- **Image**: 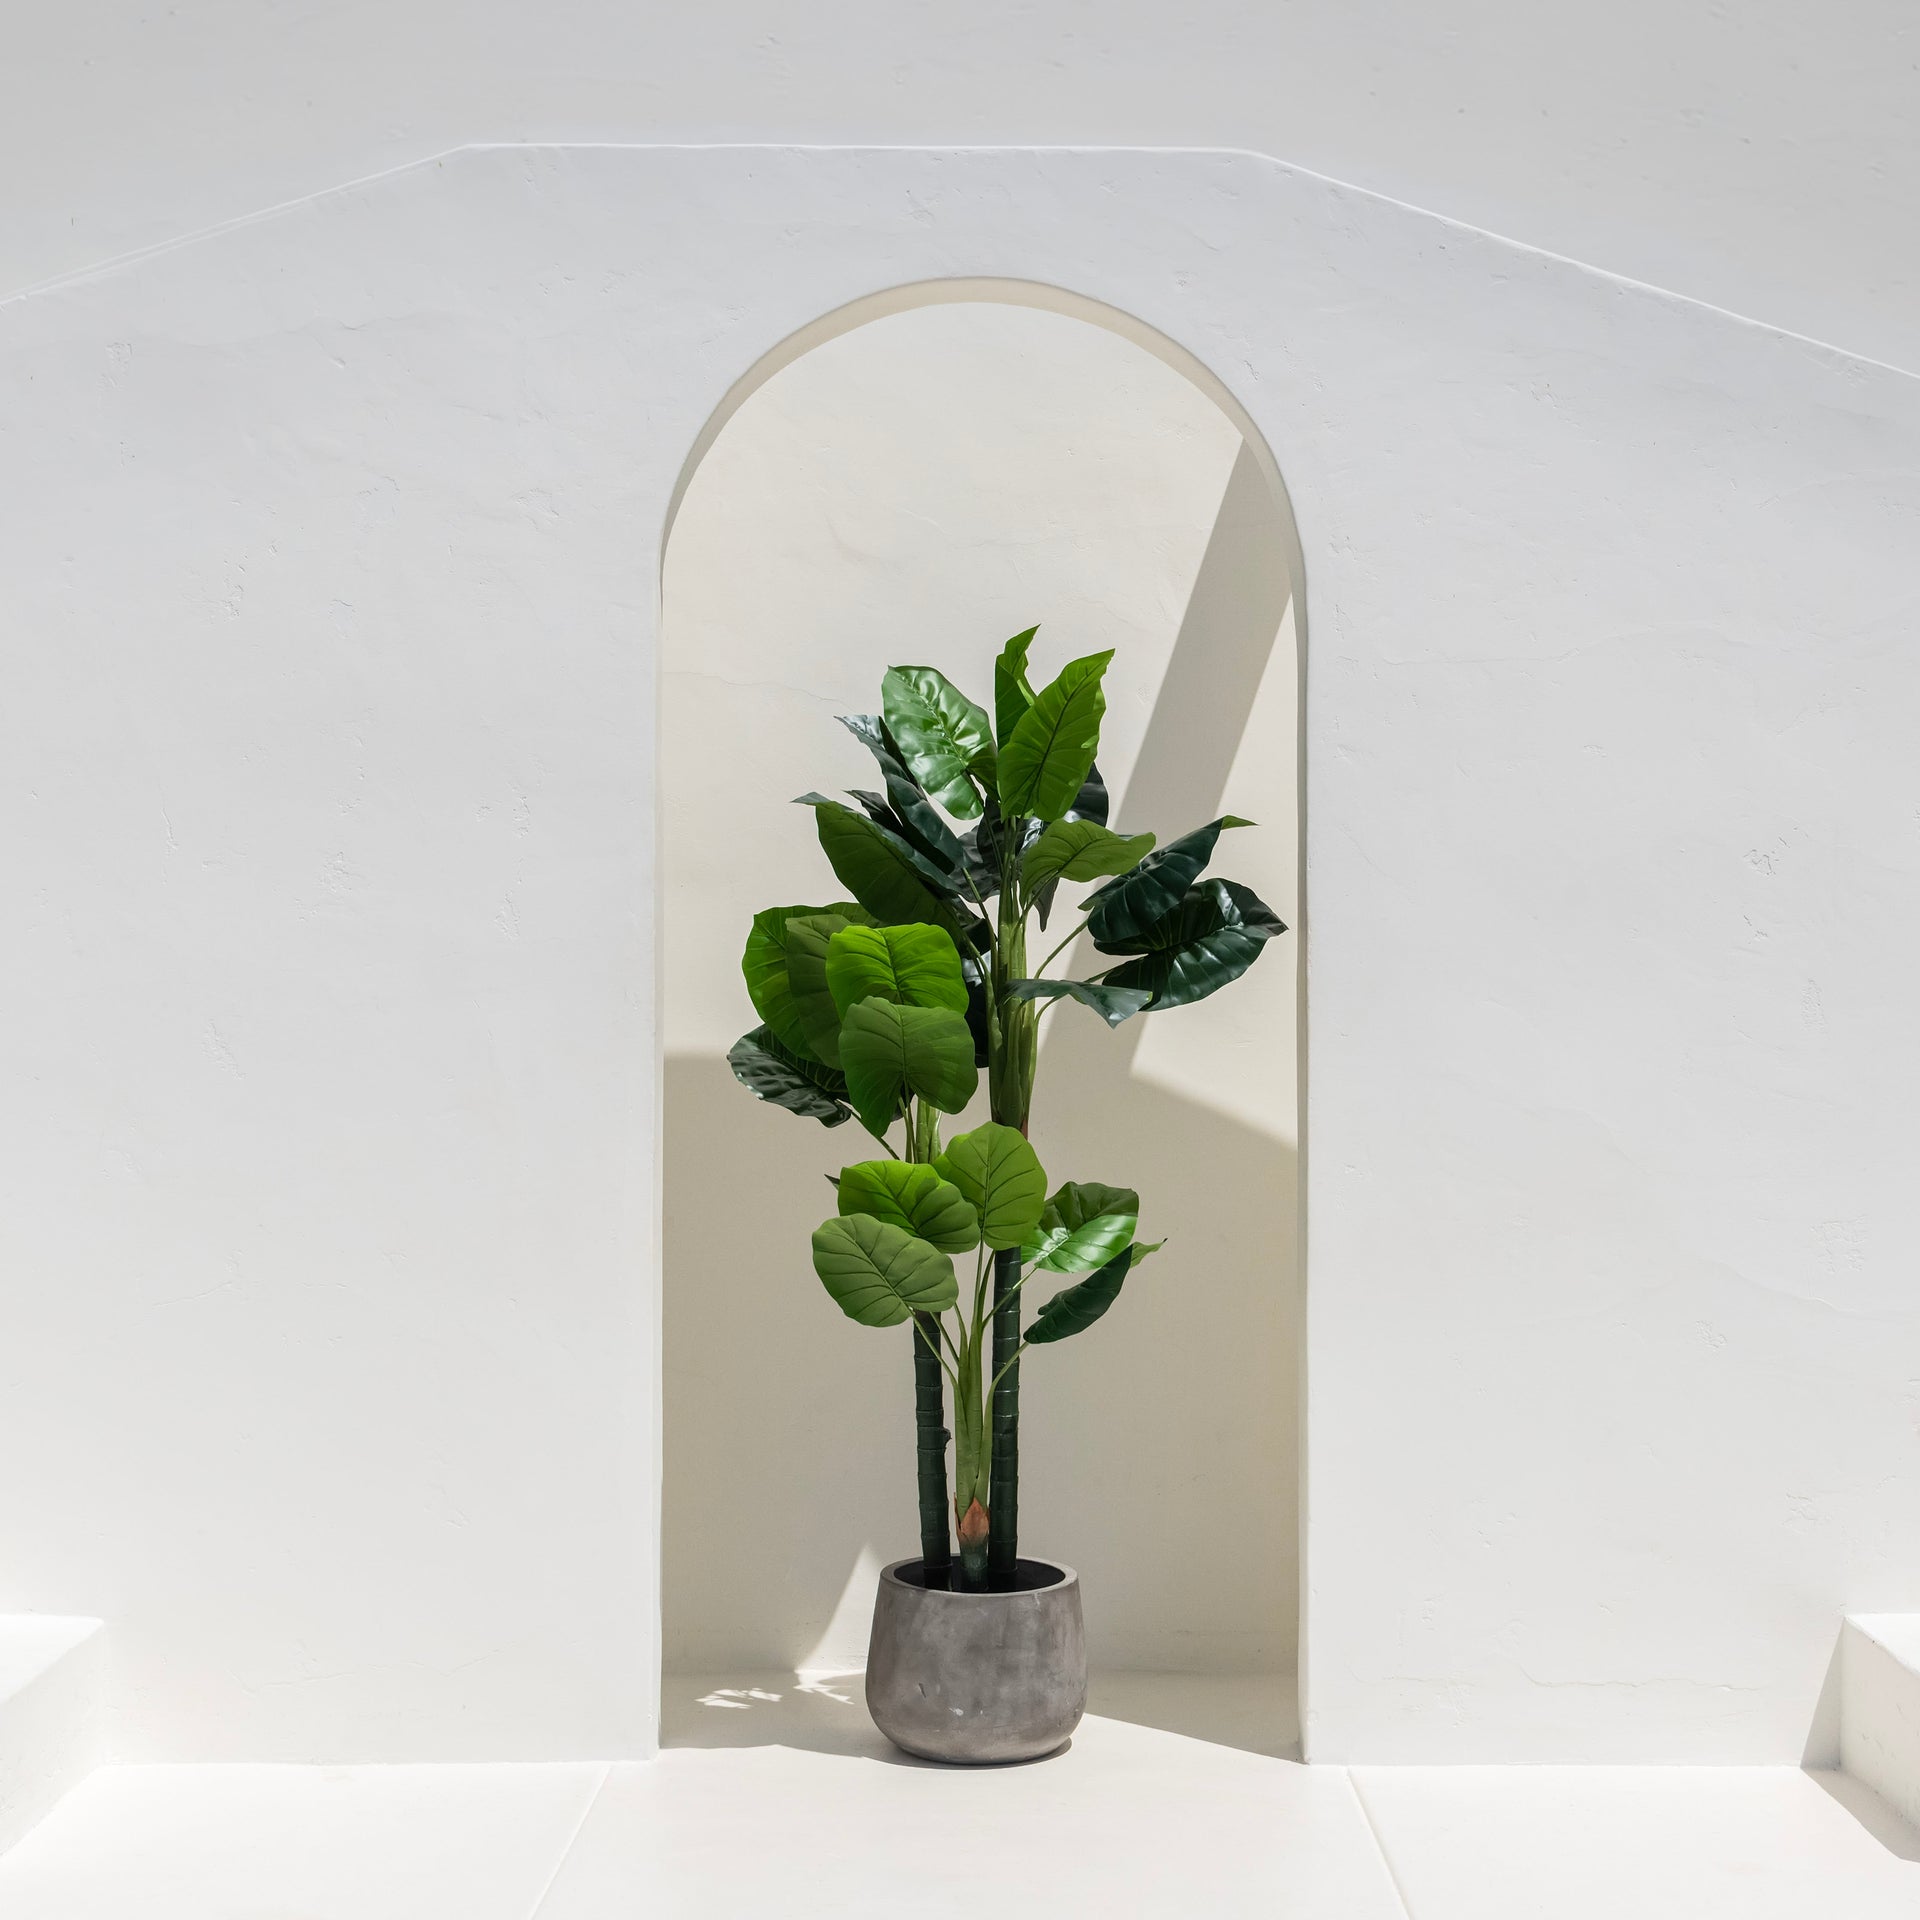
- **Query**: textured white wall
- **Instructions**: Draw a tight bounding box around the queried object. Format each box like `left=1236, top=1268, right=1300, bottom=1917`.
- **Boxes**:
left=661, top=302, right=1298, bottom=1676
left=1, top=144, right=1916, bottom=1766
left=4, top=4, right=1917, bottom=370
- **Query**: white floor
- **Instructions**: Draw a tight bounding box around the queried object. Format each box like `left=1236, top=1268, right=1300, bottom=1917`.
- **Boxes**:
left=0, top=1674, right=1914, bottom=1917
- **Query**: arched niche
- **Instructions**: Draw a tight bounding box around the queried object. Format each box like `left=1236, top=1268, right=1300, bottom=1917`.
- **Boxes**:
left=656, top=279, right=1309, bottom=1749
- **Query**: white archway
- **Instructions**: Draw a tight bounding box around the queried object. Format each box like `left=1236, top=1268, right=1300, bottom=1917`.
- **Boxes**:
left=656, top=281, right=1310, bottom=1746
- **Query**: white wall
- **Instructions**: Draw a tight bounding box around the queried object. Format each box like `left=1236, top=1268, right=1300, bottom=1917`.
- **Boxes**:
left=661, top=302, right=1298, bottom=1676
left=1, top=143, right=1917, bottom=1765
left=4, top=4, right=1918, bottom=371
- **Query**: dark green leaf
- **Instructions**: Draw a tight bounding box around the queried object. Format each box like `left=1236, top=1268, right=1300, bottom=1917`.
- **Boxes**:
left=1021, top=819, right=1156, bottom=896
left=811, top=1214, right=959, bottom=1327
left=882, top=667, right=995, bottom=818
left=1086, top=816, right=1254, bottom=951
left=837, top=999, right=979, bottom=1133
left=726, top=1025, right=853, bottom=1127
left=1032, top=764, right=1110, bottom=928
left=1025, top=1243, right=1147, bottom=1344
left=1067, top=764, right=1109, bottom=827
left=933, top=1123, right=1048, bottom=1251
left=1043, top=1180, right=1141, bottom=1233
left=838, top=715, right=968, bottom=875
left=994, top=626, right=1038, bottom=748
left=997, top=650, right=1113, bottom=822
left=1099, top=878, right=1286, bottom=1010
left=782, top=910, right=865, bottom=1066
left=824, top=922, right=969, bottom=1019
left=837, top=1159, right=980, bottom=1253
left=800, top=798, right=977, bottom=940
left=1004, top=977, right=1153, bottom=1028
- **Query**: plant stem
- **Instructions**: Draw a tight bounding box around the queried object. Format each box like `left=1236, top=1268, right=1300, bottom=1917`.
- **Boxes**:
left=987, top=863, right=1037, bottom=1588
left=912, top=1313, right=951, bottom=1584
left=904, top=1099, right=951, bottom=1581
left=988, top=1244, right=1022, bottom=1586
left=1034, top=915, right=1092, bottom=979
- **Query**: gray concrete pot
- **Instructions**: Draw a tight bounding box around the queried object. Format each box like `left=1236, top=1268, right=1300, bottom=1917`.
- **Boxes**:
left=866, top=1557, right=1085, bottom=1763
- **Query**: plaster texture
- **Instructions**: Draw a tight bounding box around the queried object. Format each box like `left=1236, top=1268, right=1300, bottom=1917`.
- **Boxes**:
left=2, top=144, right=1917, bottom=1762
left=4, top=5, right=1916, bottom=370
left=1841, top=1616, right=1920, bottom=1832
left=0, top=1619, right=104, bottom=1858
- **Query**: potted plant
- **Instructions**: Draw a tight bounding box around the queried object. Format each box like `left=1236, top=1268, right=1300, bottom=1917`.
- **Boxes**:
left=727, top=628, right=1286, bottom=1762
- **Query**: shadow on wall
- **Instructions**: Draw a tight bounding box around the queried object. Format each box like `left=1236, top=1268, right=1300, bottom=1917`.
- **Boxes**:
left=664, top=440, right=1299, bottom=1680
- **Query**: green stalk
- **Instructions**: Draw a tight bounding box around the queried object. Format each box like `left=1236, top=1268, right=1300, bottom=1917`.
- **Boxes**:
left=951, top=1320, right=990, bottom=1589
left=905, top=1099, right=951, bottom=1583
left=987, top=849, right=1038, bottom=1587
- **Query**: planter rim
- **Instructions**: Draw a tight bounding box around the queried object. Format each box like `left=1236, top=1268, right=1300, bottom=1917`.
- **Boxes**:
left=879, top=1556, right=1077, bottom=1599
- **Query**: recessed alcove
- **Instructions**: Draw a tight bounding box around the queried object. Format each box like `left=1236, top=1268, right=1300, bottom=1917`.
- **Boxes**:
left=658, top=283, right=1305, bottom=1744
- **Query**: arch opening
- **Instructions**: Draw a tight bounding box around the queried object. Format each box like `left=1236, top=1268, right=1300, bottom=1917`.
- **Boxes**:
left=657, top=282, right=1306, bottom=1753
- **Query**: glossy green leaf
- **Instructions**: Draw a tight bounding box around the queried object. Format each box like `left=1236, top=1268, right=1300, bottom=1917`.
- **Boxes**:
left=1004, top=976, right=1153, bottom=1028
left=743, top=903, right=865, bottom=1060
left=824, top=922, right=969, bottom=1019
left=1023, top=1210, right=1136, bottom=1273
left=838, top=715, right=967, bottom=875
left=933, top=1123, right=1048, bottom=1251
left=882, top=667, right=995, bottom=818
left=1020, top=819, right=1156, bottom=897
left=781, top=910, right=865, bottom=1067
left=800, top=798, right=977, bottom=938
left=1024, top=1240, right=1162, bottom=1344
left=726, top=1025, right=853, bottom=1127
left=1030, top=763, right=1111, bottom=928
left=837, top=1159, right=980, bottom=1253
left=1042, top=1180, right=1141, bottom=1233
left=1099, top=879, right=1286, bottom=1011
left=1086, top=816, right=1254, bottom=951
left=837, top=999, right=979, bottom=1133
left=994, top=626, right=1038, bottom=748
left=998, top=650, right=1112, bottom=822
left=811, top=1214, right=959, bottom=1327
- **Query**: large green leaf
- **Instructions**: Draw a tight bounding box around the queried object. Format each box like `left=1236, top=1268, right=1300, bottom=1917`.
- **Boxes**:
left=882, top=667, right=994, bottom=819
left=801, top=798, right=976, bottom=938
left=933, top=1123, right=1048, bottom=1251
left=837, top=1159, right=980, bottom=1253
left=1043, top=1180, right=1141, bottom=1232
left=837, top=999, right=979, bottom=1133
left=838, top=715, right=968, bottom=875
left=1086, top=816, right=1254, bottom=950
left=811, top=1214, right=959, bottom=1327
left=1020, top=819, right=1156, bottom=897
left=1023, top=1210, right=1137, bottom=1274
left=1025, top=1241, right=1160, bottom=1344
left=824, top=922, right=969, bottom=1019
left=1005, top=976, right=1153, bottom=1028
left=742, top=903, right=866, bottom=1060
left=726, top=1025, right=853, bottom=1127
left=781, top=910, right=864, bottom=1066
left=997, top=650, right=1112, bottom=822
left=994, top=626, right=1038, bottom=748
left=1099, top=878, right=1286, bottom=1010
left=1030, top=763, right=1111, bottom=928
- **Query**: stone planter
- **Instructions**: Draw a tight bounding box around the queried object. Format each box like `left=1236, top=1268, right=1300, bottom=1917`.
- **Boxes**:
left=865, top=1557, right=1086, bottom=1763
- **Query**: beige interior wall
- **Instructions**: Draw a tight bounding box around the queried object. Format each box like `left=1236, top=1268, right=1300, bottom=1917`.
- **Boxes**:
left=661, top=300, right=1299, bottom=1675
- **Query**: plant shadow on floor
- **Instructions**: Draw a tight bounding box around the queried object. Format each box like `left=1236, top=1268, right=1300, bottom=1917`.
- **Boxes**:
left=660, top=1671, right=935, bottom=1764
